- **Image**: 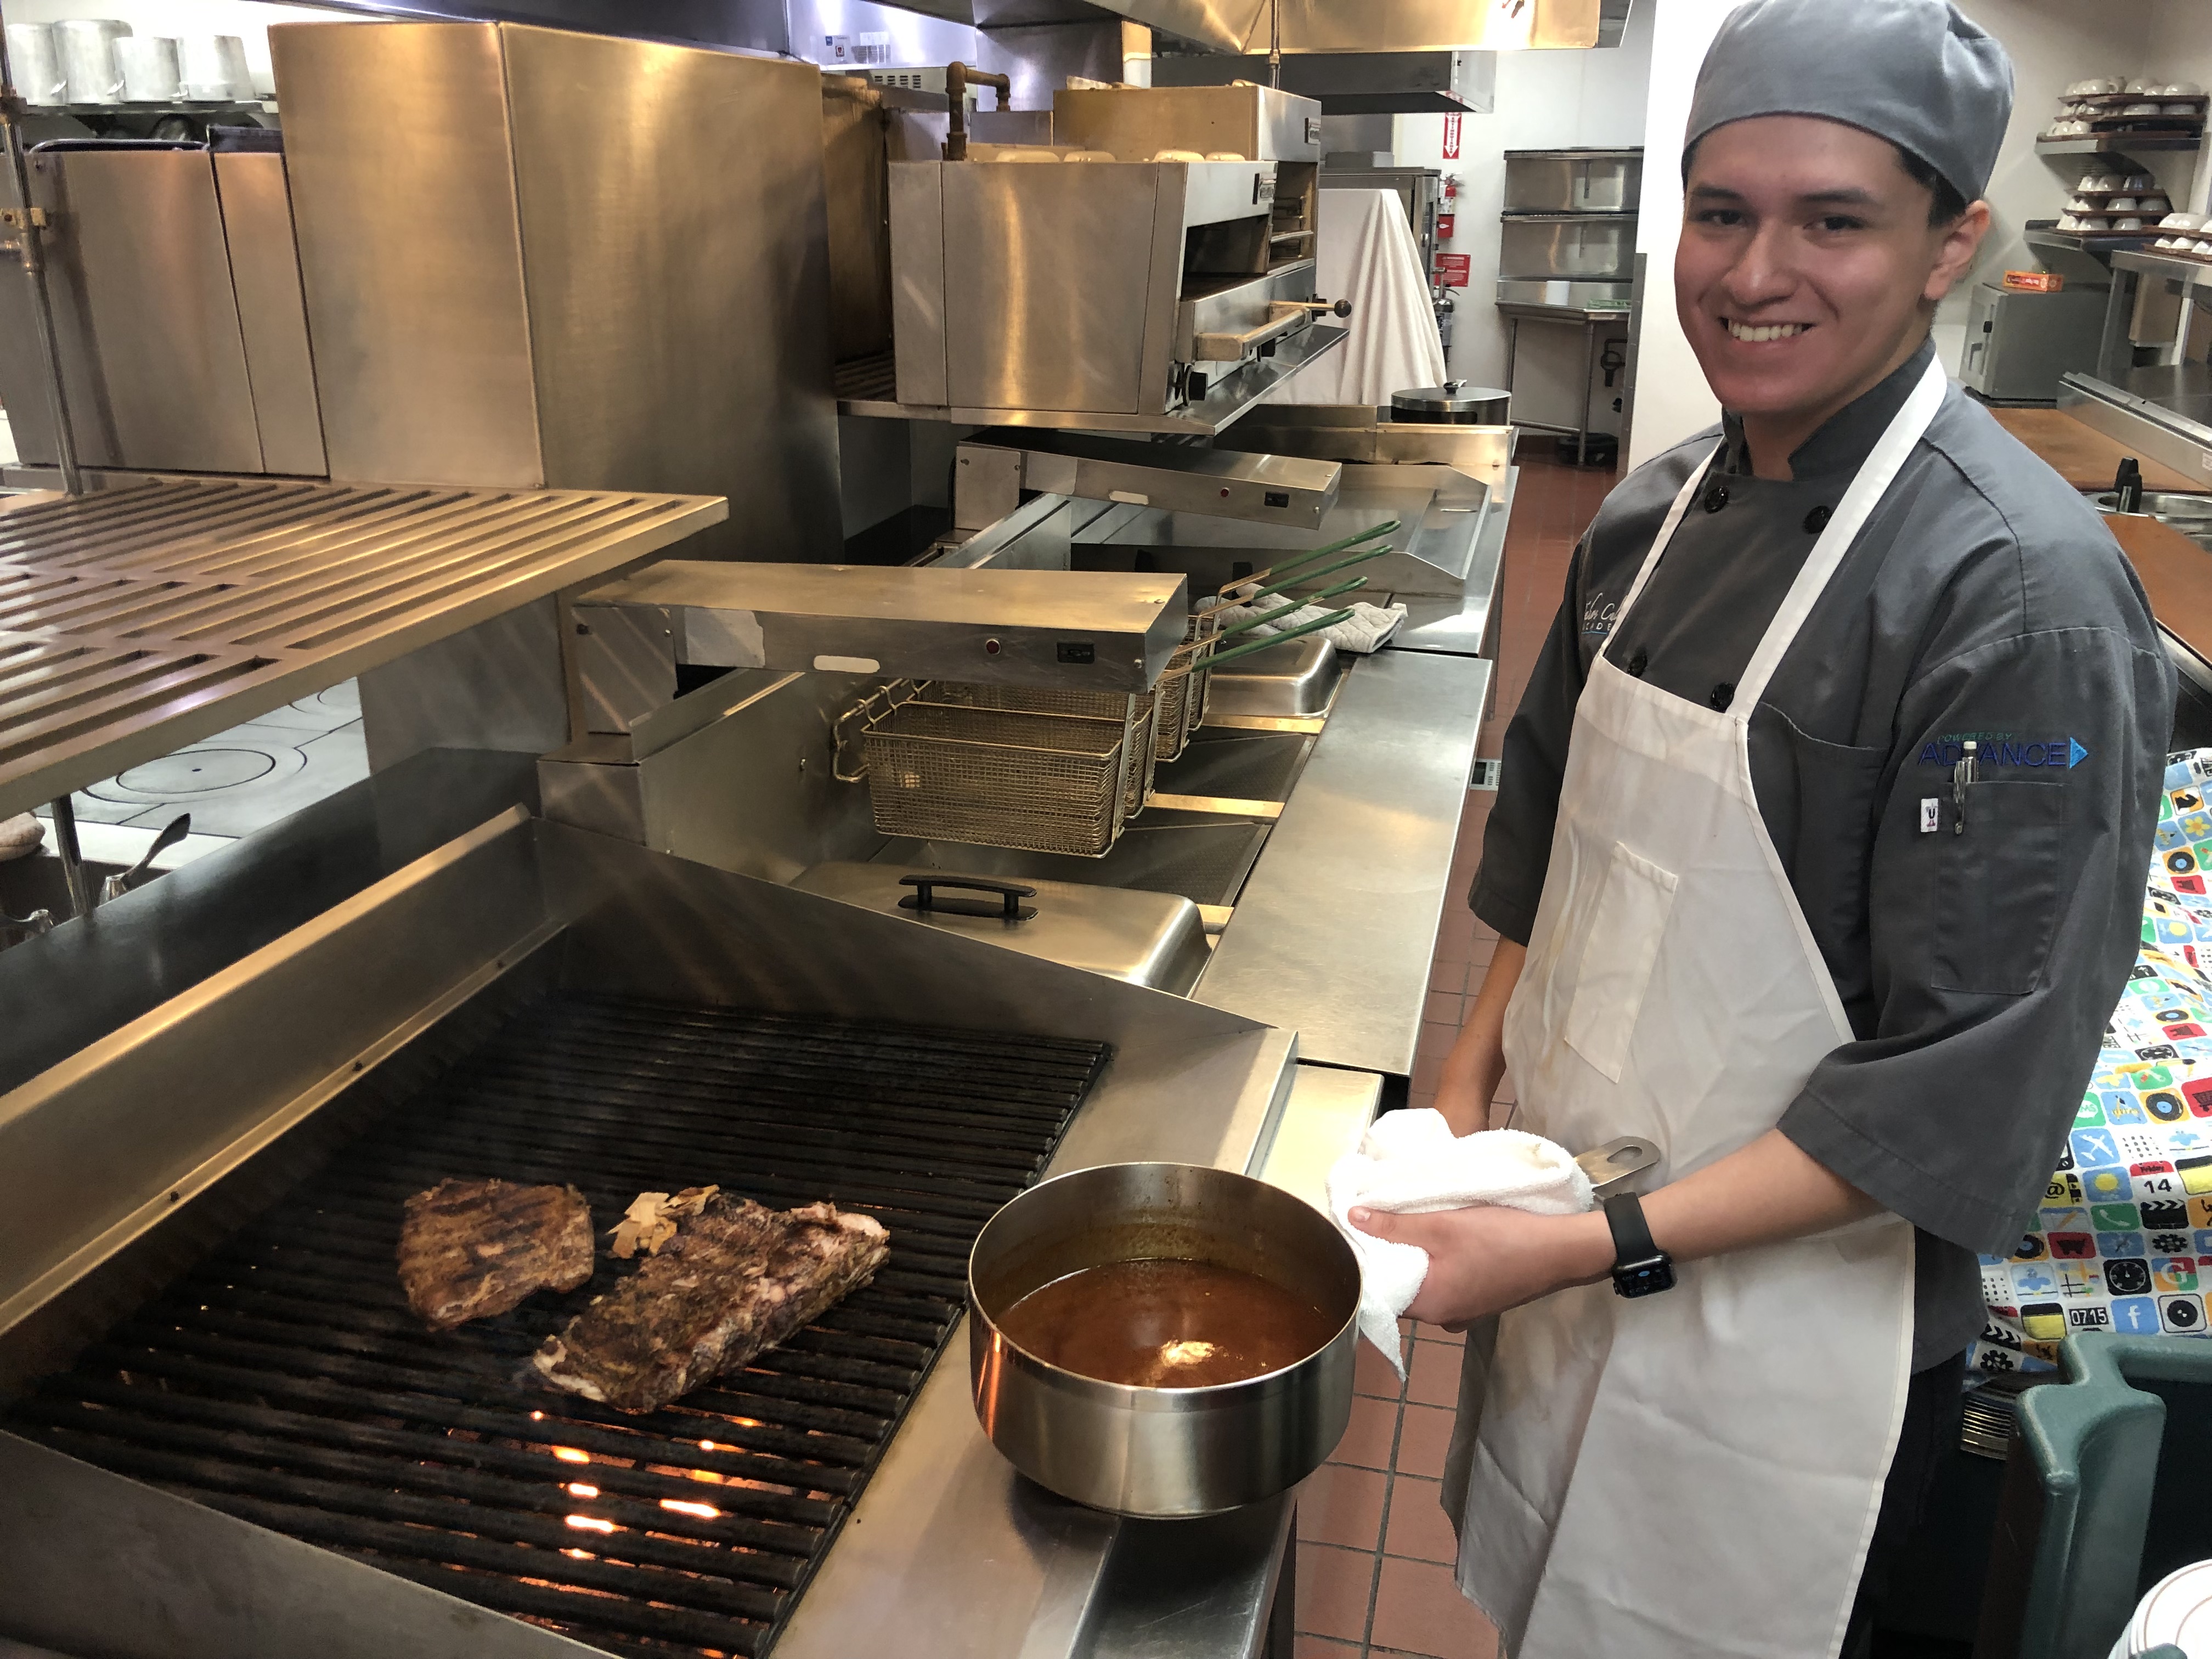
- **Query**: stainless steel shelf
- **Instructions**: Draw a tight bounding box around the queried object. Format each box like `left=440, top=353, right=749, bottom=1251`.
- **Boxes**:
left=30, top=100, right=275, bottom=116
left=0, top=478, right=725, bottom=821
left=833, top=325, right=1350, bottom=437
left=2037, top=133, right=2203, bottom=154
left=2113, top=249, right=2212, bottom=291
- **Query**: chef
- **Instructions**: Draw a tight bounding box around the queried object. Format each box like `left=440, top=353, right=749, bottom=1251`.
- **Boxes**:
left=1350, top=2, right=2172, bottom=1655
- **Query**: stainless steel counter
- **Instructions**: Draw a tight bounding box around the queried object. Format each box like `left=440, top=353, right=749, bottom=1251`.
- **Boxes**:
left=1385, top=462, right=1514, bottom=659
left=1194, top=649, right=1491, bottom=1075
left=776, top=1062, right=1376, bottom=1659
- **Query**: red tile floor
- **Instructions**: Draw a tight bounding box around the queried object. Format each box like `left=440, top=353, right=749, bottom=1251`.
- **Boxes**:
left=1291, top=450, right=1617, bottom=1659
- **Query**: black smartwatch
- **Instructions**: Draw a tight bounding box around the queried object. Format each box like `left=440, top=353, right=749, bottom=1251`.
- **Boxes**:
left=1602, top=1192, right=1675, bottom=1298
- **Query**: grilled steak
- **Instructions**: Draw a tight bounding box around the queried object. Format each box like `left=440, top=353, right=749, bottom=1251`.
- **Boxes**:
left=532, top=1195, right=890, bottom=1414
left=398, top=1177, right=595, bottom=1331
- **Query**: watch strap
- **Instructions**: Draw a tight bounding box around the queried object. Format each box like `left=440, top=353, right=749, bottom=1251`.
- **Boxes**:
left=1602, top=1192, right=1658, bottom=1264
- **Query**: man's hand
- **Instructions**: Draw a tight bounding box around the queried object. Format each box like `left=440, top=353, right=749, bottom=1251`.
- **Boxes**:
left=1351, top=1204, right=1613, bottom=1327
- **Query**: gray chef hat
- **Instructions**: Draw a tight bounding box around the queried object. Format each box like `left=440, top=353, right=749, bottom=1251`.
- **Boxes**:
left=1685, top=0, right=2015, bottom=204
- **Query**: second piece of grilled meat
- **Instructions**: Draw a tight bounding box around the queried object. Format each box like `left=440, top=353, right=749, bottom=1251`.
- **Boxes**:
left=398, top=1177, right=595, bottom=1330
left=532, top=1195, right=890, bottom=1414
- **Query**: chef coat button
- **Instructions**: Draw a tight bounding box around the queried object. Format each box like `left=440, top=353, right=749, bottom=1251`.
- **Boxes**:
left=1702, top=480, right=1729, bottom=513
left=1803, top=505, right=1833, bottom=533
left=1627, top=647, right=1649, bottom=677
left=1709, top=681, right=1735, bottom=710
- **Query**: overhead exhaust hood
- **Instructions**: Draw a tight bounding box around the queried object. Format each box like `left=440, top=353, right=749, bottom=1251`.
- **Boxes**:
left=1101, top=0, right=1604, bottom=53
left=879, top=0, right=1627, bottom=112
left=887, top=0, right=1610, bottom=49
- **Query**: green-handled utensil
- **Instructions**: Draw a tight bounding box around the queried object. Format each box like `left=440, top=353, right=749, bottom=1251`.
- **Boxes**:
left=1202, top=606, right=1358, bottom=671
left=1210, top=575, right=1369, bottom=641
left=1210, top=517, right=1401, bottom=601
left=1198, top=543, right=1391, bottom=618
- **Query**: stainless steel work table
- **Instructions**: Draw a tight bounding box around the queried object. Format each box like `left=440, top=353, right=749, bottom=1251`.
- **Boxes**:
left=1385, top=463, right=1514, bottom=661
left=776, top=1063, right=1380, bottom=1659
left=1194, top=648, right=1492, bottom=1075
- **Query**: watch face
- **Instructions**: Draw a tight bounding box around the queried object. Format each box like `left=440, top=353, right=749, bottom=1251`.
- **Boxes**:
left=1613, top=1257, right=1675, bottom=1299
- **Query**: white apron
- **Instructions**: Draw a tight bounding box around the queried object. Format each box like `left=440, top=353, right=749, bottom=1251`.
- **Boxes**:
left=1456, top=357, right=1948, bottom=1659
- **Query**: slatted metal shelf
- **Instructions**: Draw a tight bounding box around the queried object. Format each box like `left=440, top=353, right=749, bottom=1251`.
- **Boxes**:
left=0, top=478, right=725, bottom=821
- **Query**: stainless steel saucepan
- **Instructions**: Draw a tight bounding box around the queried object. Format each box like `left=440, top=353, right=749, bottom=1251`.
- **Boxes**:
left=968, top=1161, right=1359, bottom=1518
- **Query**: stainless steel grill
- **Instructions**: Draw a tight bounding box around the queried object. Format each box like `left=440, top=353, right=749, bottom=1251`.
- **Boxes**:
left=861, top=701, right=1132, bottom=857
left=6, top=991, right=1108, bottom=1659
left=0, top=479, right=724, bottom=819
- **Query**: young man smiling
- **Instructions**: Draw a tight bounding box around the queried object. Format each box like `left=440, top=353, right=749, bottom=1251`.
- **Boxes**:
left=1352, top=2, right=2172, bottom=1655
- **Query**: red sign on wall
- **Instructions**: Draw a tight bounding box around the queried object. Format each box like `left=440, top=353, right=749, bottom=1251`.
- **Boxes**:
left=1436, top=212, right=1456, bottom=241
left=1442, top=113, right=1462, bottom=160
left=1436, top=253, right=1471, bottom=287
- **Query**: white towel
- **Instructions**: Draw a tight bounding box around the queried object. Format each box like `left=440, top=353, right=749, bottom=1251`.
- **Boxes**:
left=1325, top=1110, right=1594, bottom=1375
left=1270, top=187, right=1446, bottom=407
left=1216, top=598, right=1408, bottom=654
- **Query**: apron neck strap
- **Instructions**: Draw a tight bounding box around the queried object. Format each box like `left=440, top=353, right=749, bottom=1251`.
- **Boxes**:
left=1731, top=354, right=1948, bottom=713
left=1612, top=450, right=1716, bottom=634
left=1610, top=353, right=1950, bottom=713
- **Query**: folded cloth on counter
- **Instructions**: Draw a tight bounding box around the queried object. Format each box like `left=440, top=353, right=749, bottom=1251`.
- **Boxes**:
left=0, top=813, right=43, bottom=862
left=1215, top=598, right=1408, bottom=654
left=1325, top=1110, right=1594, bottom=1374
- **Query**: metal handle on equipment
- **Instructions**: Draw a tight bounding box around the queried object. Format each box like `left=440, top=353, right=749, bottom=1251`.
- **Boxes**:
left=899, top=873, right=1039, bottom=922
left=1574, top=1136, right=1660, bottom=1197
left=1192, top=298, right=1352, bottom=362
left=99, top=811, right=189, bottom=904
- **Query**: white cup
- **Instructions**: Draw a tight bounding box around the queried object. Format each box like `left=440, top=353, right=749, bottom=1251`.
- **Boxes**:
left=178, top=33, right=251, bottom=101
left=116, top=36, right=179, bottom=103
left=5, top=24, right=65, bottom=105
left=56, top=19, right=131, bottom=105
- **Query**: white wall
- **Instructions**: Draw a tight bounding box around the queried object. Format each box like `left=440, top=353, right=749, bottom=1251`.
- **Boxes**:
left=2146, top=0, right=2212, bottom=218
left=1622, top=0, right=1739, bottom=471
left=5, top=1, right=356, bottom=97
left=1386, top=4, right=1655, bottom=443
left=1624, top=0, right=2188, bottom=471
left=785, top=1, right=978, bottom=69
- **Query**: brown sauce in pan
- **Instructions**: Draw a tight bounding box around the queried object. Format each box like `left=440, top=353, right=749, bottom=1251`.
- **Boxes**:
left=996, top=1259, right=1335, bottom=1387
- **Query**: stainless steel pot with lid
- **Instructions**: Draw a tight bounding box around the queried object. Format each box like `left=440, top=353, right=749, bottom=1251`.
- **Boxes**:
left=1390, top=381, right=1510, bottom=425
left=968, top=1161, right=1359, bottom=1517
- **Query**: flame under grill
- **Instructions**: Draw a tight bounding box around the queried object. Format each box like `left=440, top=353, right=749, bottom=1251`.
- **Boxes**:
left=7, top=992, right=1108, bottom=1657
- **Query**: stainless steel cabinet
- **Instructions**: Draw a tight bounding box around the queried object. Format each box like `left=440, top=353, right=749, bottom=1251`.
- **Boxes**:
left=0, top=145, right=323, bottom=477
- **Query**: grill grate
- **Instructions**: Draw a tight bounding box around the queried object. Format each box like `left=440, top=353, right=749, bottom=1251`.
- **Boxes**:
left=9, top=992, right=1108, bottom=1658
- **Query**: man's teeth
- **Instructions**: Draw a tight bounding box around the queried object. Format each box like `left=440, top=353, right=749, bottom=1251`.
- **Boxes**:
left=1727, top=321, right=1810, bottom=343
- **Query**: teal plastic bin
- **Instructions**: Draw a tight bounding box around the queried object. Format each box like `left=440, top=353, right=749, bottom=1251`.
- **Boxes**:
left=1976, top=1333, right=2212, bottom=1659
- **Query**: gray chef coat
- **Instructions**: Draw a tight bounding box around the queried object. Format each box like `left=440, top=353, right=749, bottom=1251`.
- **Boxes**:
left=1474, top=340, right=2174, bottom=1368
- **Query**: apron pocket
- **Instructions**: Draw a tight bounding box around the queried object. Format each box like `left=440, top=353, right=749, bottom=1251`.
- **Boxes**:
left=1562, top=840, right=1679, bottom=1082
left=1931, top=778, right=2067, bottom=996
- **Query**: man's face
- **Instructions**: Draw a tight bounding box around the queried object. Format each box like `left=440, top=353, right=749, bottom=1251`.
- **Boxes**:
left=1676, top=116, right=1982, bottom=420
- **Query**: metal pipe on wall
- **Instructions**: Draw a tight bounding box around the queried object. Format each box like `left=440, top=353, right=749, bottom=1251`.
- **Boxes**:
left=944, top=60, right=1011, bottom=162
left=0, top=0, right=82, bottom=494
